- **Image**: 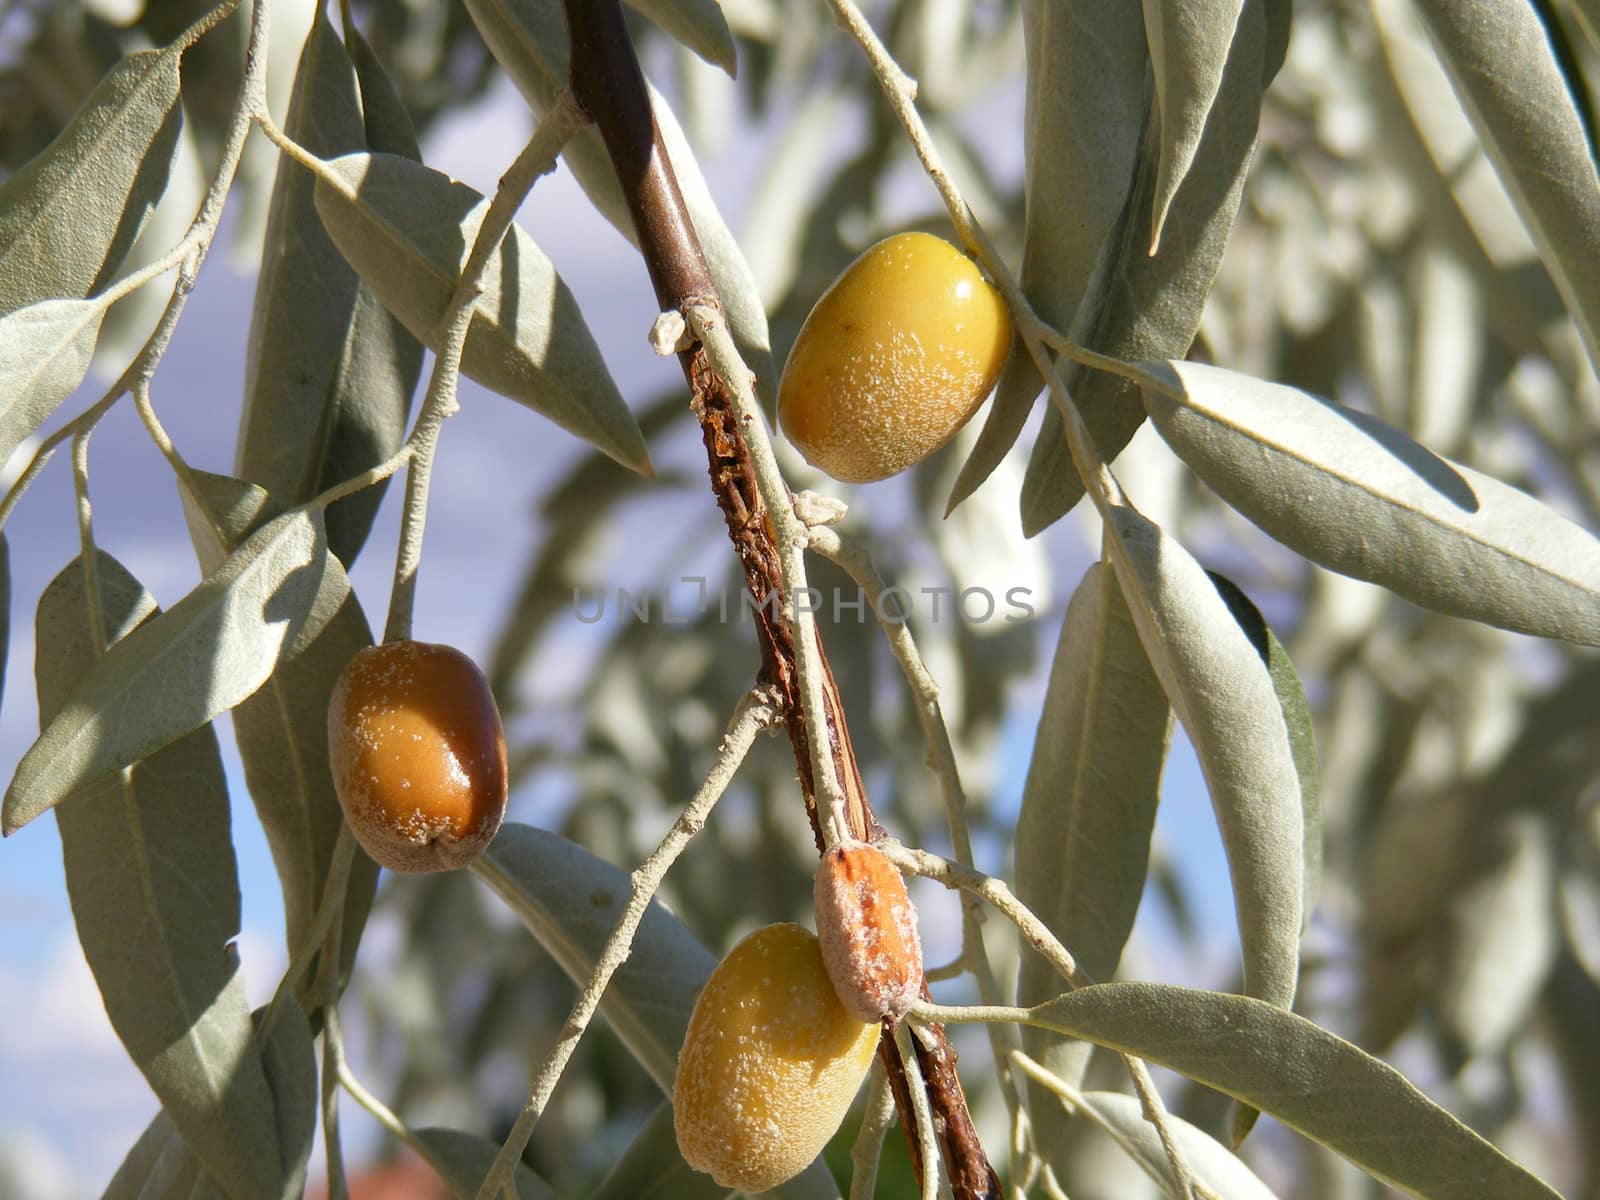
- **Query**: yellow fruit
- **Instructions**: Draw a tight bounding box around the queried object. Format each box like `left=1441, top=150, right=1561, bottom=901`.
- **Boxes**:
left=673, top=923, right=881, bottom=1192
left=327, top=640, right=507, bottom=873
left=778, top=231, right=1012, bottom=484
left=814, top=841, right=925, bottom=1022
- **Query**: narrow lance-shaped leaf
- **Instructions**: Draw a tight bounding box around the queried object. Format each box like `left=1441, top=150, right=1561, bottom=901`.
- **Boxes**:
left=1018, top=0, right=1269, bottom=535
left=459, top=0, right=777, bottom=399
left=1015, top=560, right=1171, bottom=1154
left=1052, top=1089, right=1282, bottom=1200
left=3, top=504, right=343, bottom=834
left=1107, top=505, right=1304, bottom=1012
left=624, top=0, right=737, bottom=76
left=471, top=824, right=841, bottom=1200
left=946, top=0, right=1146, bottom=511
left=0, top=298, right=109, bottom=469
left=1206, top=571, right=1321, bottom=927
left=237, top=9, right=422, bottom=569
left=1141, top=0, right=1246, bottom=253
left=1029, top=982, right=1564, bottom=1200
left=257, top=998, right=319, bottom=1200
left=591, top=1100, right=735, bottom=1200
left=311, top=151, right=651, bottom=475
left=471, top=822, right=717, bottom=1091
left=1436, top=815, right=1556, bottom=1064
left=0, top=44, right=181, bottom=314
left=1141, top=359, right=1600, bottom=646
left=103, top=1109, right=190, bottom=1200
left=1413, top=0, right=1600, bottom=378
left=40, top=552, right=286, bottom=1200
left=412, top=1128, right=555, bottom=1200
left=181, top=471, right=379, bottom=1000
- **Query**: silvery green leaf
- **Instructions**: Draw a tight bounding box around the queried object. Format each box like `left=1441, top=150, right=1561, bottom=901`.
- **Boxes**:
left=311, top=151, right=650, bottom=475
left=1141, top=0, right=1245, bottom=252
left=1107, top=506, right=1303, bottom=1012
left=1563, top=863, right=1600, bottom=989
left=1029, top=983, right=1563, bottom=1199
left=1141, top=360, right=1600, bottom=646
left=460, top=0, right=776, bottom=398
left=1437, top=815, right=1556, bottom=1063
left=102, top=1110, right=191, bottom=1200
left=1061, top=1089, right=1282, bottom=1200
left=471, top=822, right=716, bottom=1092
left=93, top=113, right=208, bottom=381
left=626, top=0, right=737, bottom=76
left=0, top=298, right=107, bottom=467
left=257, top=999, right=318, bottom=1200
left=345, top=25, right=422, bottom=159
left=181, top=471, right=378, bottom=1000
left=591, top=1101, right=727, bottom=1200
left=40, top=552, right=286, bottom=1200
left=412, top=1128, right=554, bottom=1200
left=1413, top=0, right=1600, bottom=377
left=1206, top=571, right=1321, bottom=928
left=592, top=1100, right=841, bottom=1199
left=1016, top=561, right=1170, bottom=1151
left=1369, top=0, right=1536, bottom=269
left=237, top=10, right=421, bottom=569
left=3, top=505, right=342, bottom=834
left=1018, top=0, right=1268, bottom=534
left=946, top=0, right=1146, bottom=511
left=0, top=44, right=181, bottom=314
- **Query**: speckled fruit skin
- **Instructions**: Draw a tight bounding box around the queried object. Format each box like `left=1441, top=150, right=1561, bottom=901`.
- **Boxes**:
left=673, top=923, right=880, bottom=1192
left=327, top=640, right=507, bottom=873
left=814, top=841, right=924, bottom=1022
left=778, top=231, right=1012, bottom=484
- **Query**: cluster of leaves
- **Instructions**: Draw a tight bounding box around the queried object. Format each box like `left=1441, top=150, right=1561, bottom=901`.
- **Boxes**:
left=1, top=0, right=1598, bottom=1198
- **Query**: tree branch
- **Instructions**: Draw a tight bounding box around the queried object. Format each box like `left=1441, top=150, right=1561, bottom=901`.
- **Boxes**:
left=558, top=3, right=1000, bottom=1195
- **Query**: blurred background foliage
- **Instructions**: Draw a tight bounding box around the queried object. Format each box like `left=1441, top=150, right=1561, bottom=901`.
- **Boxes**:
left=2, top=0, right=1598, bottom=1196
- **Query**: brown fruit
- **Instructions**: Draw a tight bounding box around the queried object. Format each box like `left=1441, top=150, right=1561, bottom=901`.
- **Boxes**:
left=777, top=231, right=1012, bottom=484
left=327, top=640, right=507, bottom=873
left=673, top=923, right=880, bottom=1192
left=814, top=841, right=925, bottom=1021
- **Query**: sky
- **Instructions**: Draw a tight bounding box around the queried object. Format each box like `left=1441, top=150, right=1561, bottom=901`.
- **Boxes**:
left=0, top=24, right=1236, bottom=1199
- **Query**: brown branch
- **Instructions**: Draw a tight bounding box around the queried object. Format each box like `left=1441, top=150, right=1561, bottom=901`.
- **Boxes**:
left=561, top=3, right=999, bottom=1197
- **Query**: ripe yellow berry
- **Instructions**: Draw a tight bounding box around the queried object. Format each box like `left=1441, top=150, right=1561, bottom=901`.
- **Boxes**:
left=778, top=231, right=1012, bottom=484
left=814, top=841, right=924, bottom=1022
left=673, top=923, right=881, bottom=1192
left=327, top=640, right=507, bottom=873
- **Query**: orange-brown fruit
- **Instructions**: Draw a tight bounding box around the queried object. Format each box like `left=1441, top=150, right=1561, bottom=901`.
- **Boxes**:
left=814, top=840, right=924, bottom=1022
left=673, top=923, right=880, bottom=1192
left=327, top=640, right=507, bottom=873
left=777, top=231, right=1012, bottom=484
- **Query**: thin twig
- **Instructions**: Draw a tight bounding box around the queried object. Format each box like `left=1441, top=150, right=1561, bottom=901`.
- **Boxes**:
left=468, top=690, right=781, bottom=1200
left=1011, top=1052, right=1224, bottom=1200
left=321, top=1005, right=350, bottom=1200
left=807, top=521, right=1027, bottom=1162
left=897, top=1024, right=945, bottom=1200
left=260, top=825, right=357, bottom=1040
left=382, top=93, right=585, bottom=642
left=885, top=842, right=1199, bottom=1200
left=849, top=1063, right=899, bottom=1200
